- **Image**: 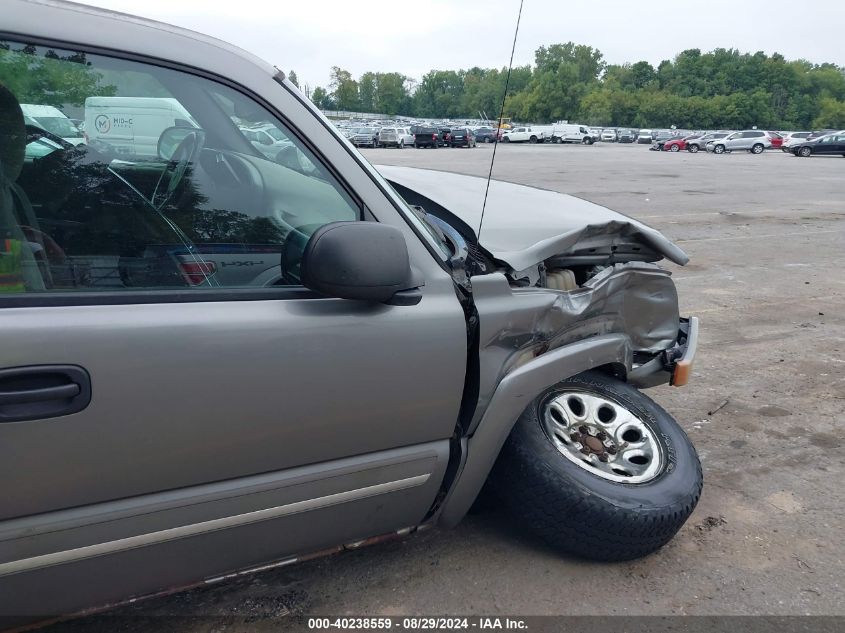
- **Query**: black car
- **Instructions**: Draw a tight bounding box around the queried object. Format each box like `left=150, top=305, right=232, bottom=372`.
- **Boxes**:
left=411, top=126, right=440, bottom=148
left=450, top=128, right=476, bottom=148
left=617, top=129, right=636, bottom=143
left=790, top=132, right=845, bottom=157
left=473, top=127, right=498, bottom=143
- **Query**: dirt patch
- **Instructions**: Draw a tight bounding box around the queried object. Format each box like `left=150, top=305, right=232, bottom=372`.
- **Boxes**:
left=757, top=405, right=792, bottom=417
left=695, top=516, right=727, bottom=532
left=809, top=432, right=842, bottom=448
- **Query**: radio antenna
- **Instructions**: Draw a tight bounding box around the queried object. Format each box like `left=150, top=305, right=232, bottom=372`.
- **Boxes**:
left=478, top=0, right=524, bottom=239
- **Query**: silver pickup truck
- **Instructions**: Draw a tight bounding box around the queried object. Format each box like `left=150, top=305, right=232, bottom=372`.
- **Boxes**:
left=0, top=0, right=701, bottom=624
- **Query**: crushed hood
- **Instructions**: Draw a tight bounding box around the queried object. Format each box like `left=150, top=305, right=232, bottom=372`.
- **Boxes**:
left=377, top=165, right=688, bottom=271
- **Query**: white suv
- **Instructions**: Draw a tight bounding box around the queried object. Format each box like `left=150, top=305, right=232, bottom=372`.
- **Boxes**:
left=706, top=130, right=772, bottom=154
left=501, top=126, right=542, bottom=143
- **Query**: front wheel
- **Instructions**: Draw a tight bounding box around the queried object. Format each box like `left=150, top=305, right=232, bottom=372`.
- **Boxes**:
left=490, top=370, right=702, bottom=561
left=799, top=146, right=812, bottom=157
left=688, top=144, right=699, bottom=153
left=670, top=144, right=680, bottom=152
left=713, top=144, right=725, bottom=154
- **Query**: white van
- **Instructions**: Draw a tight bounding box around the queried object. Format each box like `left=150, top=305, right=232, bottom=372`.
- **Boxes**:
left=20, top=104, right=85, bottom=145
left=550, top=123, right=594, bottom=144
left=84, top=97, right=197, bottom=158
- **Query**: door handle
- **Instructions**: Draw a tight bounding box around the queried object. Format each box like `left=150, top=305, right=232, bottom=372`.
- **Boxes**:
left=0, top=383, right=81, bottom=406
left=0, top=365, right=91, bottom=423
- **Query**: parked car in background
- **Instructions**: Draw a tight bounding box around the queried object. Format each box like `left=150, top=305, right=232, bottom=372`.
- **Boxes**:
left=20, top=104, right=84, bottom=145
left=789, top=131, right=845, bottom=157
left=637, top=129, right=653, bottom=144
left=411, top=125, right=440, bottom=148
left=767, top=132, right=784, bottom=149
left=438, top=127, right=452, bottom=147
left=398, top=127, right=415, bottom=146
left=686, top=132, right=727, bottom=153
left=378, top=127, right=407, bottom=148
left=617, top=129, right=636, bottom=143
left=474, top=126, right=498, bottom=143
left=501, top=126, right=542, bottom=143
left=781, top=131, right=812, bottom=151
left=449, top=127, right=476, bottom=148
left=661, top=134, right=699, bottom=152
left=706, top=130, right=772, bottom=154
left=550, top=124, right=594, bottom=144
left=652, top=130, right=678, bottom=145
left=601, top=129, right=618, bottom=142
left=349, top=126, right=378, bottom=148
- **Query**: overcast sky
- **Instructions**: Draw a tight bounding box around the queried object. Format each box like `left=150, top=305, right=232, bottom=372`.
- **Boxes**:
left=80, top=0, right=845, bottom=90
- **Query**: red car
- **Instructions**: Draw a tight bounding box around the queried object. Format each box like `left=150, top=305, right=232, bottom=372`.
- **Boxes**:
left=663, top=135, right=698, bottom=152
left=768, top=132, right=784, bottom=149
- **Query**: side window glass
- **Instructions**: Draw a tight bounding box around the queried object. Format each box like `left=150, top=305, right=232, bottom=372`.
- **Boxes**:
left=0, top=40, right=360, bottom=295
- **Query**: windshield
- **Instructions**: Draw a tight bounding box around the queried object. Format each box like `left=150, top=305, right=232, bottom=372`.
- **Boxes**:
left=33, top=116, right=80, bottom=138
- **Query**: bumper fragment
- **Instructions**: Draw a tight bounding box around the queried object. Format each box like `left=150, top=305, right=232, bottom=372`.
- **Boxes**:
left=670, top=316, right=699, bottom=387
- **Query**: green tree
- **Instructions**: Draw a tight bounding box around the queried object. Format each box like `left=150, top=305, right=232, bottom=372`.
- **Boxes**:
left=310, top=86, right=334, bottom=110
left=813, top=97, right=845, bottom=128
left=0, top=43, right=116, bottom=107
left=288, top=70, right=299, bottom=88
left=329, top=66, right=359, bottom=111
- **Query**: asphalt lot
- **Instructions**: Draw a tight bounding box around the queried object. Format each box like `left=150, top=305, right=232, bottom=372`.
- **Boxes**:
left=48, top=142, right=845, bottom=630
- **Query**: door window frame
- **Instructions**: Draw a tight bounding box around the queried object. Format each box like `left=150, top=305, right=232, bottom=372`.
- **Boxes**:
left=0, top=33, right=370, bottom=308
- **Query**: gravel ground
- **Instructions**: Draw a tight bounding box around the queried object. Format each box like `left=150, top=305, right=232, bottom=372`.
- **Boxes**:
left=45, top=142, right=845, bottom=630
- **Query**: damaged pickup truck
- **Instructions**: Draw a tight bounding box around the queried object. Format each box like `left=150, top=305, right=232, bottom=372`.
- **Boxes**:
left=1, top=0, right=699, bottom=621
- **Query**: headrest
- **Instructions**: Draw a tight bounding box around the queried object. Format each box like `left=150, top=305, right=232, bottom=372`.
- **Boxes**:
left=0, top=83, right=26, bottom=183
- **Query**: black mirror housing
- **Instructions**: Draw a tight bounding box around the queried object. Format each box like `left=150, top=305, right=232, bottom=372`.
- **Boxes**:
left=301, top=222, right=421, bottom=304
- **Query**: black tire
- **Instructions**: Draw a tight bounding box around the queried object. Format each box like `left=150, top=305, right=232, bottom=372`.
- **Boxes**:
left=670, top=144, right=680, bottom=152
left=688, top=144, right=699, bottom=153
left=799, top=146, right=811, bottom=157
left=529, top=135, right=538, bottom=143
left=751, top=143, right=764, bottom=154
left=490, top=371, right=702, bottom=561
left=414, top=143, right=419, bottom=149
left=502, top=136, right=510, bottom=143
left=713, top=144, right=725, bottom=155
left=399, top=140, right=404, bottom=149
left=485, top=137, right=491, bottom=143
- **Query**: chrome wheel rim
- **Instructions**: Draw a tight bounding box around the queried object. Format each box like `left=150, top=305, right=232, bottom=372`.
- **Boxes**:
left=541, top=391, right=666, bottom=483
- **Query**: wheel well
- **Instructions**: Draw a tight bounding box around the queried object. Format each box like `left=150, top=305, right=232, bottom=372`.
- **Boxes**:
left=591, top=362, right=627, bottom=381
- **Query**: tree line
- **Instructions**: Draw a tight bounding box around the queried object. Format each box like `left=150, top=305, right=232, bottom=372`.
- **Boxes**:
left=297, top=43, right=845, bottom=130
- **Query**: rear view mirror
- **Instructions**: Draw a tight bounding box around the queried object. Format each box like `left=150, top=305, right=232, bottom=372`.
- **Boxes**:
left=301, top=222, right=422, bottom=305
left=158, top=126, right=203, bottom=161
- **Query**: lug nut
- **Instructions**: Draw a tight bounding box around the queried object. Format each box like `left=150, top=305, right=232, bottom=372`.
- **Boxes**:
left=607, top=446, right=618, bottom=455
left=570, top=433, right=581, bottom=443
left=598, top=453, right=609, bottom=462
left=578, top=425, right=589, bottom=434
left=596, top=431, right=607, bottom=441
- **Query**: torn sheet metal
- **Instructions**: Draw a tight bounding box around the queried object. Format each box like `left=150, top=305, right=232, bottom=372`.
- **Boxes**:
left=469, top=262, right=680, bottom=428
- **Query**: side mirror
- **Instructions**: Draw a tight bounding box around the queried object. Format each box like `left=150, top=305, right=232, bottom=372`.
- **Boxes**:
left=158, top=126, right=203, bottom=161
left=301, top=222, right=422, bottom=305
